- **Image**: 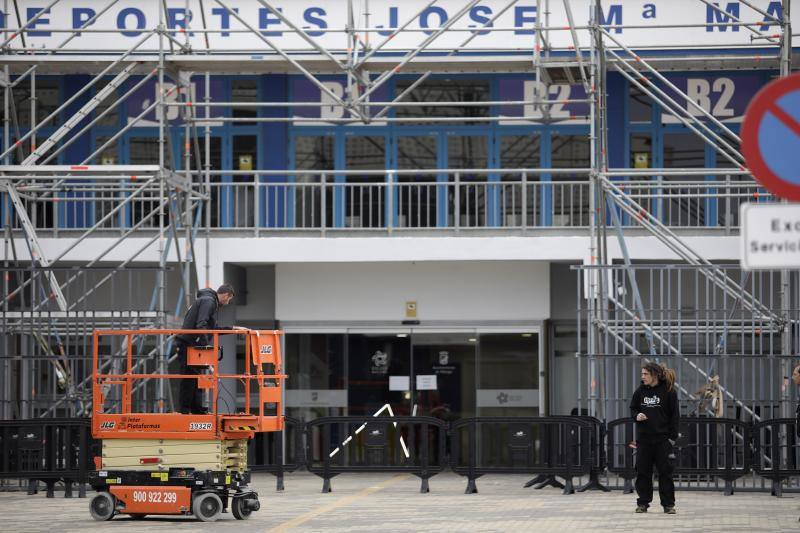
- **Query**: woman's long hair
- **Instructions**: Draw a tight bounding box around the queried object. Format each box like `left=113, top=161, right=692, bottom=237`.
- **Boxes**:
left=643, top=362, right=676, bottom=392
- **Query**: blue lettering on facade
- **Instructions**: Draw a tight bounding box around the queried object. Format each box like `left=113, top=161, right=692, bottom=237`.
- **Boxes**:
left=514, top=6, right=537, bottom=35
left=117, top=7, right=146, bottom=38
left=72, top=7, right=95, bottom=34
left=419, top=6, right=448, bottom=36
left=303, top=7, right=327, bottom=37
left=600, top=5, right=623, bottom=34
left=211, top=7, right=237, bottom=37
left=27, top=7, right=51, bottom=37
left=259, top=7, right=283, bottom=37
left=759, top=1, right=783, bottom=31
left=376, top=7, right=398, bottom=37
left=167, top=8, right=194, bottom=37
left=706, top=2, right=740, bottom=32
left=469, top=6, right=493, bottom=35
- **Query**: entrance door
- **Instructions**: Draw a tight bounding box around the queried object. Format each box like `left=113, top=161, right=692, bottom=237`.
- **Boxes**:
left=411, top=332, right=477, bottom=421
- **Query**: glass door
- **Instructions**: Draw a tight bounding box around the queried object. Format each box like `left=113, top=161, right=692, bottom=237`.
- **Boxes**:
left=476, top=332, right=541, bottom=416
left=411, top=332, right=477, bottom=422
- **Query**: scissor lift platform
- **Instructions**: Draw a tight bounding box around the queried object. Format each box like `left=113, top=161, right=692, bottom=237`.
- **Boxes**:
left=88, top=329, right=285, bottom=522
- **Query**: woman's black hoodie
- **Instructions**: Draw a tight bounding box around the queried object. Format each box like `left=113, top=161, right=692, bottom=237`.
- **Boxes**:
left=630, top=381, right=679, bottom=443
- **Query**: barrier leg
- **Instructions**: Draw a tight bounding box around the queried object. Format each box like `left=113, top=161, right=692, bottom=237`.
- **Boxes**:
left=322, top=477, right=332, bottom=493
left=562, top=477, right=574, bottom=495
left=276, top=473, right=285, bottom=492
left=27, top=479, right=38, bottom=495
left=533, top=476, right=564, bottom=490
left=64, top=479, right=73, bottom=498
left=524, top=474, right=549, bottom=488
left=465, top=478, right=478, bottom=494
left=622, top=478, right=634, bottom=494
left=577, top=472, right=610, bottom=492
left=772, top=479, right=783, bottom=497
left=420, top=477, right=429, bottom=494
left=45, top=480, right=56, bottom=498
left=724, top=479, right=734, bottom=496
left=78, top=483, right=86, bottom=498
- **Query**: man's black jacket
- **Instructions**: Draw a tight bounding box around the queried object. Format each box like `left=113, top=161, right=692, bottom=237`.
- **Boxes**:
left=176, top=288, right=228, bottom=347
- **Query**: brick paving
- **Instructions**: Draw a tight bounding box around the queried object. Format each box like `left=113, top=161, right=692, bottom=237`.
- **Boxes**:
left=1, top=472, right=799, bottom=532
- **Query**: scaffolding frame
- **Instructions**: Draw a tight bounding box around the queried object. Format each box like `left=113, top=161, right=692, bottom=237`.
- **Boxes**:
left=0, top=0, right=794, bottom=422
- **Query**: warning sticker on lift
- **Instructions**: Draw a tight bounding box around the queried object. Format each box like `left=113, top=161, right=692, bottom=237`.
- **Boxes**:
left=189, top=422, right=213, bottom=431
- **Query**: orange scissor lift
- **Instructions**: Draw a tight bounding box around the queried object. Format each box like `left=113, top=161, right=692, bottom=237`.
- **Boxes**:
left=88, top=329, right=285, bottom=522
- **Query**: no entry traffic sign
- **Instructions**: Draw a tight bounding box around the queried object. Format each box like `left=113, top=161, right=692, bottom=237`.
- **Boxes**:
left=742, top=73, right=800, bottom=201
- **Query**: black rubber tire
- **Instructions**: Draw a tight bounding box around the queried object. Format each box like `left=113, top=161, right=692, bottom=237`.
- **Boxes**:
left=89, top=492, right=116, bottom=521
left=193, top=492, right=223, bottom=522
left=232, top=497, right=254, bottom=520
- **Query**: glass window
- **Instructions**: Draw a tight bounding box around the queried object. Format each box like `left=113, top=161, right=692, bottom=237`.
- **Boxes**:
left=412, top=333, right=476, bottom=421
left=500, top=135, right=541, bottom=170
left=93, top=77, right=120, bottom=127
left=232, top=79, right=258, bottom=124
left=285, top=334, right=347, bottom=420
left=347, top=334, right=411, bottom=417
left=129, top=137, right=160, bottom=165
left=397, top=136, right=436, bottom=172
left=345, top=135, right=385, bottom=170
left=395, top=79, right=489, bottom=125
left=11, top=79, right=61, bottom=127
left=478, top=333, right=539, bottom=416
left=663, top=133, right=704, bottom=168
left=345, top=136, right=385, bottom=228
left=551, top=134, right=590, bottom=227
left=397, top=136, right=437, bottom=228
left=629, top=83, right=653, bottom=123
left=447, top=136, right=488, bottom=171
left=294, top=136, right=333, bottom=173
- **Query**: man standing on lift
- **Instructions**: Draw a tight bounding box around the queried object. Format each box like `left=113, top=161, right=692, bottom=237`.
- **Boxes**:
left=175, top=284, right=239, bottom=414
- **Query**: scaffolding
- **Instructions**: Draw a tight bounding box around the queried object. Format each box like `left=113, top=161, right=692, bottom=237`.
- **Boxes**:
left=0, top=0, right=795, bottom=422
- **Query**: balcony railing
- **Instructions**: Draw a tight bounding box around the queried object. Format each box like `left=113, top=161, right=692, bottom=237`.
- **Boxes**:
left=0, top=170, right=773, bottom=235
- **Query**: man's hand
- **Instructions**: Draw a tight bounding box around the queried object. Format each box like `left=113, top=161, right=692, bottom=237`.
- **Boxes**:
left=636, top=413, right=648, bottom=422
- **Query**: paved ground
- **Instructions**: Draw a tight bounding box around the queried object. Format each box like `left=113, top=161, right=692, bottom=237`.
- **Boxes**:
left=1, top=472, right=799, bottom=532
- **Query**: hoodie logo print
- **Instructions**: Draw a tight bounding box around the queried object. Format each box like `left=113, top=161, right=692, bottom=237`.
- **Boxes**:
left=643, top=396, right=661, bottom=406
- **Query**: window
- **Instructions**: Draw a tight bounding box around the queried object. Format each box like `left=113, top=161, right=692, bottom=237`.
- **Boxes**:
left=395, top=79, right=489, bottom=125
left=232, top=80, right=258, bottom=125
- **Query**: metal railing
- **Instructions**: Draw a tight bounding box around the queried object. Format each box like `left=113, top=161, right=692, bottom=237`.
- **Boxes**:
left=1, top=172, right=774, bottom=235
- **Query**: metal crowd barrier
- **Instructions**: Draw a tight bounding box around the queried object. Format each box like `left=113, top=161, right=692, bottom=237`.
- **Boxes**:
left=752, top=418, right=800, bottom=497
left=3, top=415, right=796, bottom=497
left=248, top=416, right=305, bottom=491
left=450, top=417, right=595, bottom=494
left=608, top=417, right=751, bottom=496
left=305, top=416, right=447, bottom=493
left=0, top=418, right=95, bottom=498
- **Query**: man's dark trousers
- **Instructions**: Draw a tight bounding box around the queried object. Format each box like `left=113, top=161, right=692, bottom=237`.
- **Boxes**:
left=176, top=341, right=203, bottom=414
left=635, top=439, right=675, bottom=508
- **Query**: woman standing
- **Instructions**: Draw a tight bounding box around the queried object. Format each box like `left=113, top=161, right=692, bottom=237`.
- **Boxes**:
left=630, top=362, right=679, bottom=514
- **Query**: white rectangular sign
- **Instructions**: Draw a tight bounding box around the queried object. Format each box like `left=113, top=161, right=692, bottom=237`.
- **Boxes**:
left=476, top=389, right=539, bottom=408
left=416, top=375, right=438, bottom=391
left=389, top=375, right=410, bottom=391
left=4, top=1, right=793, bottom=52
left=741, top=203, right=800, bottom=270
left=286, top=389, right=347, bottom=408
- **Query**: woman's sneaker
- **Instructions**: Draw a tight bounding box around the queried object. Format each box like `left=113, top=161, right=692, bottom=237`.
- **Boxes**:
left=664, top=506, right=677, bottom=514
left=635, top=505, right=648, bottom=513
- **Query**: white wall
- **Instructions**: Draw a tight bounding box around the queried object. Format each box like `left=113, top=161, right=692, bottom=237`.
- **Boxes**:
left=275, top=261, right=550, bottom=322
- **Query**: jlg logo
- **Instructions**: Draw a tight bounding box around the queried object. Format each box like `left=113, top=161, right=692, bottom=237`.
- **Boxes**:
left=260, top=345, right=273, bottom=355
left=100, top=421, right=115, bottom=430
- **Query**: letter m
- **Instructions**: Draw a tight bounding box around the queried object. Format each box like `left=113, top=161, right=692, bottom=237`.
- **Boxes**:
left=706, top=2, right=740, bottom=32
left=600, top=5, right=622, bottom=34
